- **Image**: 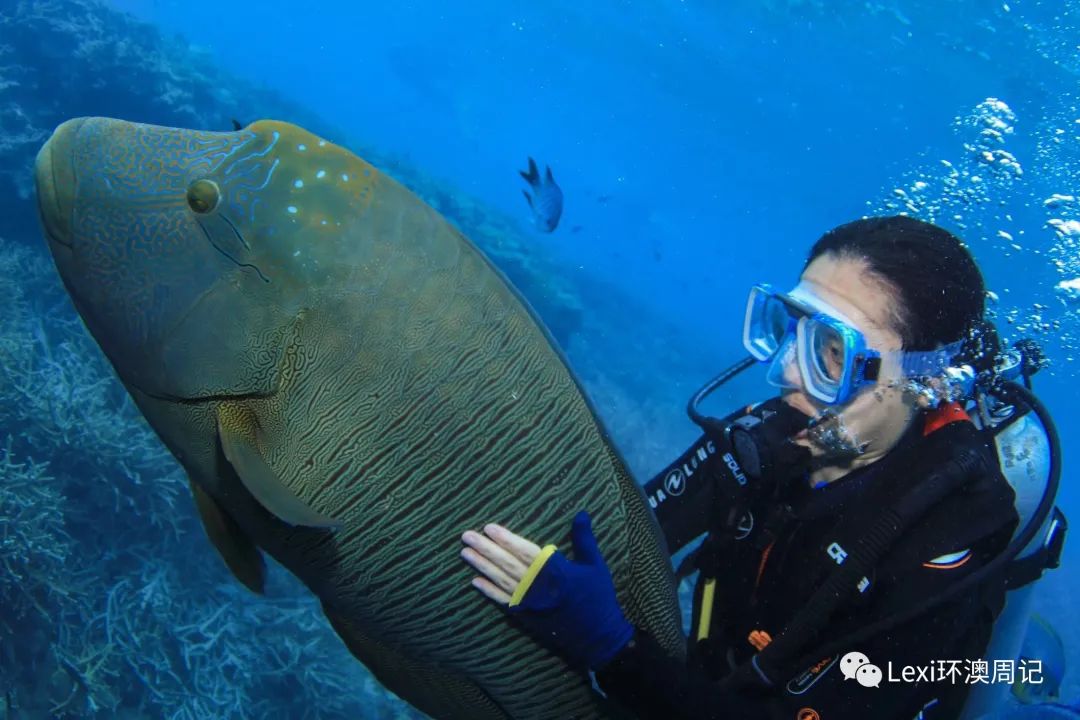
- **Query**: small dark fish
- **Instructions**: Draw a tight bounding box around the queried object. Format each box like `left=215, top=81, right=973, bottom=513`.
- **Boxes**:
left=231, top=118, right=245, bottom=131
left=519, top=157, right=563, bottom=232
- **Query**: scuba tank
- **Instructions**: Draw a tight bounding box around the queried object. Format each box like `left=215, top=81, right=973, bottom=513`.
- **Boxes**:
left=959, top=344, right=1067, bottom=720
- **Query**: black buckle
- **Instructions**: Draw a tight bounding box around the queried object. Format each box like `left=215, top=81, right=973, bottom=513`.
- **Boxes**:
left=1005, top=506, right=1068, bottom=590
left=863, top=355, right=881, bottom=381
left=1045, top=506, right=1067, bottom=569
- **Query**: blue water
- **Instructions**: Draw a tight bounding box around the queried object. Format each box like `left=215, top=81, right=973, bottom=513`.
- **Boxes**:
left=107, top=1, right=1079, bottom=357
left=10, top=0, right=1080, bottom=715
left=112, top=0, right=1079, bottom=507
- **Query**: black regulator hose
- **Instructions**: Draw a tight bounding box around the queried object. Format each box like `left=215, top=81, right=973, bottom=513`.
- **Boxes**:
left=774, top=380, right=1062, bottom=683
left=687, top=356, right=757, bottom=433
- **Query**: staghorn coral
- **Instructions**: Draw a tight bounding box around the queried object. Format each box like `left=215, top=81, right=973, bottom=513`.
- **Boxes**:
left=0, top=237, right=425, bottom=718
left=0, top=437, right=71, bottom=630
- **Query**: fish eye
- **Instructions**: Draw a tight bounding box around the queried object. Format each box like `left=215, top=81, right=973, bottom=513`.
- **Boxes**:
left=186, top=179, right=220, bottom=214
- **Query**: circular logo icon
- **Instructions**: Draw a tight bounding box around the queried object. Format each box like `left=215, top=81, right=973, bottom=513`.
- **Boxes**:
left=796, top=709, right=820, bottom=720
left=734, top=511, right=754, bottom=540
left=663, top=469, right=686, bottom=496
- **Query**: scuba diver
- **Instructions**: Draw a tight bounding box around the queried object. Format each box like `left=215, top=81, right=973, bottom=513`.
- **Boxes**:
left=459, top=216, right=1066, bottom=719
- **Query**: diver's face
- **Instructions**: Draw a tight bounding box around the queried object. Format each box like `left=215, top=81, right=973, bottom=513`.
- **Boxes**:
left=780, top=253, right=918, bottom=466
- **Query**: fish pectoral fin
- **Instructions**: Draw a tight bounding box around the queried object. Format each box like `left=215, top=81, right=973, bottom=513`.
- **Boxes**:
left=216, top=407, right=341, bottom=529
left=521, top=189, right=534, bottom=209
left=189, top=478, right=267, bottom=594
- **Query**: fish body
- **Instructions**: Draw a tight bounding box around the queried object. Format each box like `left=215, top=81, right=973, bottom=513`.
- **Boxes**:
left=1013, top=613, right=1066, bottom=704
left=519, top=156, right=563, bottom=232
left=34, top=117, right=683, bottom=720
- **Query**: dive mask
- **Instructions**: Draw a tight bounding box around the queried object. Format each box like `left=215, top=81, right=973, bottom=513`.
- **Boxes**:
left=742, top=283, right=962, bottom=405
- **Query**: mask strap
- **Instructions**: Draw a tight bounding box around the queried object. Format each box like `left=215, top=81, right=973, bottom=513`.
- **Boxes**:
left=786, top=284, right=964, bottom=378
left=888, top=340, right=965, bottom=378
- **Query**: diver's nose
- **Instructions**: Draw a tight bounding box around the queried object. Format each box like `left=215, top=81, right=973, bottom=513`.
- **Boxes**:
left=34, top=118, right=87, bottom=247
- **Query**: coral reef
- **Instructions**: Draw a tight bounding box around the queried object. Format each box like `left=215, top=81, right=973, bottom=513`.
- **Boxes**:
left=0, top=237, right=424, bottom=718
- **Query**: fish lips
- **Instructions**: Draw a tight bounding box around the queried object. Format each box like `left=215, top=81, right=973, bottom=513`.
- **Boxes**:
left=35, top=117, right=87, bottom=251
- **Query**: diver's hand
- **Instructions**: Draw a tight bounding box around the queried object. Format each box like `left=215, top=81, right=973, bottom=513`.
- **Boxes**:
left=460, top=522, right=542, bottom=604
left=460, top=511, right=634, bottom=669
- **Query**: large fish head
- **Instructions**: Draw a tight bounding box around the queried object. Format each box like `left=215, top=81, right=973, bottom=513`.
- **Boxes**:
left=34, top=116, right=374, bottom=399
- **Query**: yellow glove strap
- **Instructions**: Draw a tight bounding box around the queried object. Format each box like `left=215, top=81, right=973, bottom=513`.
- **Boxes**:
left=508, top=544, right=558, bottom=607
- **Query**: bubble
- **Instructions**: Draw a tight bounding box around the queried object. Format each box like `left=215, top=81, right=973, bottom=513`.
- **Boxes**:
left=1044, top=193, right=1075, bottom=208
left=871, top=98, right=1023, bottom=235
left=1048, top=219, right=1080, bottom=238
left=840, top=651, right=870, bottom=680
left=866, top=92, right=1080, bottom=364
left=1056, top=278, right=1080, bottom=302
left=807, top=410, right=867, bottom=460
left=856, top=663, right=883, bottom=688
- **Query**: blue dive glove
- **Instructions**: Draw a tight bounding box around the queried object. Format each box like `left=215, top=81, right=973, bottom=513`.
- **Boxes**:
left=507, top=511, right=635, bottom=669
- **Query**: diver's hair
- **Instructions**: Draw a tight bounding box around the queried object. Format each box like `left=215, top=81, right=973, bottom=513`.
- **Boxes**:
left=805, top=216, right=986, bottom=351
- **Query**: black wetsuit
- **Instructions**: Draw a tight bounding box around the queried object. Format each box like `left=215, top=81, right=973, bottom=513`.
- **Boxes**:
left=595, top=410, right=1019, bottom=720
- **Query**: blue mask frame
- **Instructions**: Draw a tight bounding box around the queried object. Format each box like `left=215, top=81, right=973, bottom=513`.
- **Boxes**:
left=743, top=283, right=961, bottom=405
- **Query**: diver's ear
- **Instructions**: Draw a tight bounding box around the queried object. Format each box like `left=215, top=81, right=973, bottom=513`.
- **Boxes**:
left=217, top=404, right=342, bottom=529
